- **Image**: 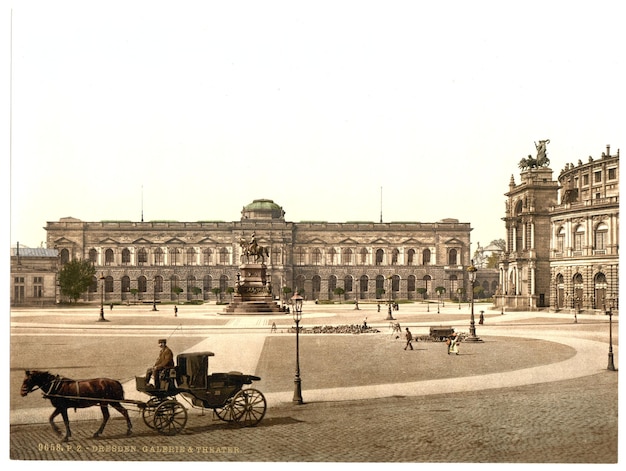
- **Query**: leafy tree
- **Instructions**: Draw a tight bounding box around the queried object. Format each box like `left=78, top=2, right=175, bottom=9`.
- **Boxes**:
left=435, top=286, right=446, bottom=296
left=129, top=288, right=139, bottom=303
left=474, top=285, right=485, bottom=299
left=58, top=259, right=96, bottom=303
left=172, top=286, right=183, bottom=302
left=211, top=287, right=222, bottom=303
left=416, top=287, right=427, bottom=300
left=490, top=238, right=506, bottom=251
left=191, top=286, right=202, bottom=299
left=226, top=286, right=235, bottom=301
left=486, top=253, right=501, bottom=268
left=333, top=287, right=345, bottom=302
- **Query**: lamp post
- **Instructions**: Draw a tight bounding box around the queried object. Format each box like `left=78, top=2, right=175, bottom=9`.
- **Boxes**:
left=98, top=273, right=107, bottom=322
left=606, top=298, right=616, bottom=371
left=291, top=293, right=304, bottom=404
left=152, top=276, right=158, bottom=311
left=466, top=261, right=482, bottom=342
left=386, top=276, right=395, bottom=320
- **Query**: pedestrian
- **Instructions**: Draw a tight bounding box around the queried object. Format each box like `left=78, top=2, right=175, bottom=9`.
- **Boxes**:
left=377, top=303, right=381, bottom=312
left=362, top=317, right=368, bottom=330
left=479, top=311, right=484, bottom=324
left=110, top=303, right=113, bottom=310
left=174, top=305, right=178, bottom=317
left=447, top=333, right=459, bottom=355
left=404, top=327, right=414, bottom=350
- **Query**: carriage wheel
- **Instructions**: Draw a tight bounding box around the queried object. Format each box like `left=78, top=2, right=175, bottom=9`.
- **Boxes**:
left=141, top=397, right=163, bottom=429
left=153, top=400, right=188, bottom=435
left=214, top=404, right=234, bottom=422
left=230, top=388, right=266, bottom=427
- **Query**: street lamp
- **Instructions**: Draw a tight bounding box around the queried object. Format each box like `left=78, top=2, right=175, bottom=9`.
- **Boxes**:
left=98, top=273, right=108, bottom=322
left=606, top=298, right=616, bottom=371
left=152, top=276, right=158, bottom=311
left=466, top=261, right=482, bottom=342
left=291, top=292, right=304, bottom=404
left=386, top=276, right=395, bottom=320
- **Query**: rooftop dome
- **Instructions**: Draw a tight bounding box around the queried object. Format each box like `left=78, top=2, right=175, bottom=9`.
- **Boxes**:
left=241, top=199, right=285, bottom=220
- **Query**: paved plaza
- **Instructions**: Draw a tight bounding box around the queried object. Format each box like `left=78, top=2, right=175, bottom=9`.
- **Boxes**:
left=8, top=301, right=619, bottom=463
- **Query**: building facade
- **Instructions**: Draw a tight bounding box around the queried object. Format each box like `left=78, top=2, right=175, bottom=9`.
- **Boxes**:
left=497, top=144, right=619, bottom=312
left=10, top=246, right=59, bottom=306
left=44, top=199, right=481, bottom=304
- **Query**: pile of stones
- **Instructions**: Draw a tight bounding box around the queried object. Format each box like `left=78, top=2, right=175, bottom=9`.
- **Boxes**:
left=288, top=324, right=381, bottom=334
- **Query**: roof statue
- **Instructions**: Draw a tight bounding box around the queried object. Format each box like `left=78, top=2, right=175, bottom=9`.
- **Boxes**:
left=518, top=139, right=551, bottom=170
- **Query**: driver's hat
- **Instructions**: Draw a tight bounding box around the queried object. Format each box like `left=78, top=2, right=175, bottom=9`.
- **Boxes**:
left=158, top=339, right=167, bottom=344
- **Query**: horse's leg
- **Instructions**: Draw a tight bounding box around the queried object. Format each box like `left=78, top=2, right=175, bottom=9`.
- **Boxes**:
left=60, top=408, right=71, bottom=442
left=49, top=408, right=63, bottom=437
left=93, top=405, right=110, bottom=438
left=111, top=402, right=133, bottom=435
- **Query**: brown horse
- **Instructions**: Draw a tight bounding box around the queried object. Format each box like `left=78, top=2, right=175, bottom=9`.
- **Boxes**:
left=20, top=370, right=132, bottom=442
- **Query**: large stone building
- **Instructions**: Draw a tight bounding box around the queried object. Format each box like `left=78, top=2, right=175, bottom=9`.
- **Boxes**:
left=497, top=144, right=619, bottom=312
left=44, top=199, right=479, bottom=305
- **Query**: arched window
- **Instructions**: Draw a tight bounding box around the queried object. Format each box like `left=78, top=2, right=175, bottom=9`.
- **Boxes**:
left=104, top=249, right=114, bottom=265
left=448, top=249, right=457, bottom=265
left=407, top=275, right=416, bottom=292
left=121, top=275, right=130, bottom=293
left=556, top=227, right=565, bottom=253
left=137, top=248, right=147, bottom=265
left=295, top=247, right=306, bottom=265
left=121, top=248, right=131, bottom=264
left=360, top=275, right=369, bottom=294
left=594, top=223, right=608, bottom=251
left=344, top=275, right=353, bottom=292
left=218, top=248, right=229, bottom=265
left=312, top=275, right=321, bottom=297
left=422, top=249, right=431, bottom=265
left=423, top=275, right=432, bottom=295
left=60, top=248, right=70, bottom=265
left=328, top=275, right=337, bottom=294
left=407, top=249, right=415, bottom=266
left=89, top=249, right=98, bottom=264
left=312, top=248, right=322, bottom=265
left=375, top=275, right=385, bottom=298
left=449, top=274, right=458, bottom=294
left=391, top=249, right=399, bottom=265
left=375, top=249, right=384, bottom=266
left=341, top=248, right=353, bottom=265
left=89, top=275, right=98, bottom=293
left=573, top=225, right=585, bottom=252
left=154, top=248, right=164, bottom=265
left=186, top=248, right=196, bottom=265
left=105, top=276, right=114, bottom=293
left=202, top=248, right=213, bottom=265
left=219, top=275, right=228, bottom=293
left=155, top=275, right=164, bottom=293
left=392, top=275, right=400, bottom=292
left=327, top=248, right=337, bottom=265
left=359, top=248, right=368, bottom=265
left=170, top=248, right=181, bottom=266
left=138, top=276, right=147, bottom=293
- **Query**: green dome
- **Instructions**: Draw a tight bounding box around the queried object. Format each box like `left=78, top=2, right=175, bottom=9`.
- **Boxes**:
left=241, top=199, right=285, bottom=220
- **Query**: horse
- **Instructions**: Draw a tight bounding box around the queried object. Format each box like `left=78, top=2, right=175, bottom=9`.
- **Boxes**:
left=20, top=370, right=132, bottom=442
left=239, top=239, right=270, bottom=264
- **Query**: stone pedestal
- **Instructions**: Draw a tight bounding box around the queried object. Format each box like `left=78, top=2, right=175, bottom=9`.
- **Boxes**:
left=223, top=264, right=282, bottom=314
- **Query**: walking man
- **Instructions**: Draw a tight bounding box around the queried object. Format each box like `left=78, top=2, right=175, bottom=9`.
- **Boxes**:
left=404, top=327, right=414, bottom=350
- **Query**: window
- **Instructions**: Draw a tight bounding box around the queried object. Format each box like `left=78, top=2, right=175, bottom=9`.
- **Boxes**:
left=448, top=249, right=457, bottom=265
left=359, top=248, right=368, bottom=265
left=341, top=248, right=353, bottom=265
left=138, top=276, right=147, bottom=293
left=105, top=249, right=114, bottom=265
left=170, top=248, right=180, bottom=266
left=556, top=227, right=565, bottom=253
left=344, top=275, right=353, bottom=292
left=137, top=248, right=148, bottom=264
left=574, top=225, right=585, bottom=252
left=391, top=249, right=399, bottom=265
left=375, top=249, right=384, bottom=265
left=218, top=248, right=229, bottom=265
left=60, top=248, right=70, bottom=264
left=202, top=248, right=213, bottom=265
left=105, top=276, right=114, bottom=293
left=608, top=168, right=616, bottom=180
left=89, top=249, right=98, bottom=264
left=407, top=249, right=415, bottom=266
left=122, top=248, right=131, bottom=264
left=422, top=249, right=431, bottom=265
left=583, top=174, right=589, bottom=185
left=186, top=248, right=196, bottom=265
left=594, top=171, right=602, bottom=183
left=295, top=247, right=305, bottom=265
left=312, top=248, right=322, bottom=265
left=327, top=248, right=337, bottom=265
left=33, top=277, right=43, bottom=298
left=595, top=223, right=608, bottom=250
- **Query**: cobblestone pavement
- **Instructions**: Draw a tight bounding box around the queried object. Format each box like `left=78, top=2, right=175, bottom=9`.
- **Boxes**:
left=9, top=371, right=617, bottom=463
left=9, top=303, right=619, bottom=463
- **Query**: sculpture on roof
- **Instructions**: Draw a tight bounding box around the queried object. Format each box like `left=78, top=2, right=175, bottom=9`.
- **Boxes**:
left=518, top=139, right=551, bottom=170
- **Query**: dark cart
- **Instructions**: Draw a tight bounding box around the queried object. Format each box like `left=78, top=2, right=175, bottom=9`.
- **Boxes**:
left=430, top=326, right=455, bottom=342
left=135, top=351, right=266, bottom=435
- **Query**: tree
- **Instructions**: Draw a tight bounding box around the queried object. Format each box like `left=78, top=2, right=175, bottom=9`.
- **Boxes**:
left=58, top=259, right=96, bottom=303
left=172, top=286, right=183, bottom=302
left=490, top=238, right=506, bottom=251
left=191, top=286, right=202, bottom=300
left=474, top=285, right=485, bottom=299
left=435, top=286, right=446, bottom=297
left=211, top=287, right=222, bottom=303
left=416, top=287, right=427, bottom=300
left=226, top=286, right=235, bottom=301
left=333, top=287, right=345, bottom=302
left=129, top=288, right=139, bottom=303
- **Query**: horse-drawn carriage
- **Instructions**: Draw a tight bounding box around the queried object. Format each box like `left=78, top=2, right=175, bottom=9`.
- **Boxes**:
left=21, top=351, right=266, bottom=441
left=136, top=351, right=266, bottom=435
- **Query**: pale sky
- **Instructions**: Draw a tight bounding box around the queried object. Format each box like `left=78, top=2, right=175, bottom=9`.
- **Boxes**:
left=6, top=0, right=625, bottom=251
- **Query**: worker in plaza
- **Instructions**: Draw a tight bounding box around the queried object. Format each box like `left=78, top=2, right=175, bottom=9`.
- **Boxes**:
left=145, top=338, right=174, bottom=388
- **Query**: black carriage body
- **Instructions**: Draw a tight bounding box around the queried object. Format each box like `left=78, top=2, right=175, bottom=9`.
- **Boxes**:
left=429, top=326, right=455, bottom=341
left=175, top=352, right=260, bottom=408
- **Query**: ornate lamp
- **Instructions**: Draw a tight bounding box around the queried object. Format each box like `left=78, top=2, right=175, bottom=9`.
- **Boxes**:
left=291, top=293, right=304, bottom=404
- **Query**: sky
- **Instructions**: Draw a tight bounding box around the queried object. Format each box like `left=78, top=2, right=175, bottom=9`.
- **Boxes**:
left=5, top=0, right=625, bottom=252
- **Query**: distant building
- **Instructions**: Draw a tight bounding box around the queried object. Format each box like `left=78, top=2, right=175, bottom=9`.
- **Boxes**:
left=497, top=144, right=619, bottom=311
left=10, top=245, right=59, bottom=306
left=43, top=199, right=480, bottom=304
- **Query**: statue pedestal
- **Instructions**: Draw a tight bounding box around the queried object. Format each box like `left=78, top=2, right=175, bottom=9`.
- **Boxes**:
left=222, top=264, right=282, bottom=314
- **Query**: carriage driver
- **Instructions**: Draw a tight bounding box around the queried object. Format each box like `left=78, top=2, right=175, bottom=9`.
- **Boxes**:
left=145, top=339, right=174, bottom=388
